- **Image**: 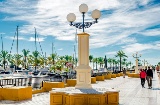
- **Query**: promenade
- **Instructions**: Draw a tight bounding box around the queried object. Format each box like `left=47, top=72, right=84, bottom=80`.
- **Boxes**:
left=0, top=71, right=160, bottom=105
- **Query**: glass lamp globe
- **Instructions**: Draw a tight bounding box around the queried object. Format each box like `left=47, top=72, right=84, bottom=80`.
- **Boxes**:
left=67, top=13, right=76, bottom=22
left=91, top=9, right=101, bottom=19
left=140, top=54, right=141, bottom=57
left=79, top=4, right=88, bottom=13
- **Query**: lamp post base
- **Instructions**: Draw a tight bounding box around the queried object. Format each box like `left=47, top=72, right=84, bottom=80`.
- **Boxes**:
left=75, top=65, right=92, bottom=89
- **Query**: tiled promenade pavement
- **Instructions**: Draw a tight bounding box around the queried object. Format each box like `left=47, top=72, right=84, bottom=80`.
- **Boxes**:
left=0, top=71, right=160, bottom=105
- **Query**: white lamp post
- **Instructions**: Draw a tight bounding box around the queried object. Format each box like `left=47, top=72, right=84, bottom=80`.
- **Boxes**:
left=67, top=4, right=101, bottom=89
left=133, top=52, right=141, bottom=74
left=141, top=59, right=147, bottom=69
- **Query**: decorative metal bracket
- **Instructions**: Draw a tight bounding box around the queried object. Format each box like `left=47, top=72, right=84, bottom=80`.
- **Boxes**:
left=70, top=21, right=98, bottom=29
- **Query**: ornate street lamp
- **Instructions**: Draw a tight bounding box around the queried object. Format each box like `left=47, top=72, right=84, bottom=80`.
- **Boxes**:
left=142, top=59, right=147, bottom=69
left=66, top=4, right=101, bottom=89
left=67, top=4, right=101, bottom=32
left=133, top=52, right=141, bottom=73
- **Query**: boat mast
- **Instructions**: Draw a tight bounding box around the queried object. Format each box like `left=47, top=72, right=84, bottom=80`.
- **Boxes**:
left=1, top=34, right=3, bottom=51
left=34, top=27, right=37, bottom=52
left=16, top=26, right=18, bottom=70
left=52, top=42, right=53, bottom=54
left=34, top=27, right=37, bottom=71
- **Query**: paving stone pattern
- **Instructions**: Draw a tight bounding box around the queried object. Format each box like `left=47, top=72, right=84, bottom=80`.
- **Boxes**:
left=0, top=71, right=160, bottom=105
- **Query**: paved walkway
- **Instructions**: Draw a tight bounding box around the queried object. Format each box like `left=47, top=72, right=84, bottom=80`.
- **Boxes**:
left=0, top=71, right=160, bottom=105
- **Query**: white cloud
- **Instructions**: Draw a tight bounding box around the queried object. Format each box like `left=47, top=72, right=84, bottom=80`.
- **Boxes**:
left=5, top=36, right=26, bottom=41
left=0, top=33, right=5, bottom=35
left=122, top=41, right=160, bottom=54
left=115, top=37, right=137, bottom=45
left=138, top=28, right=160, bottom=36
left=29, top=37, right=45, bottom=42
left=4, top=35, right=46, bottom=42
left=105, top=51, right=116, bottom=55
left=57, top=48, right=63, bottom=51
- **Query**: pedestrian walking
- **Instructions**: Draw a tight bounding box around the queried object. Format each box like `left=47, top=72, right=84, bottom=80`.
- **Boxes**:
left=144, top=67, right=147, bottom=73
left=140, top=69, right=146, bottom=88
left=123, top=68, right=126, bottom=78
left=146, top=67, right=153, bottom=89
left=156, top=65, right=159, bottom=71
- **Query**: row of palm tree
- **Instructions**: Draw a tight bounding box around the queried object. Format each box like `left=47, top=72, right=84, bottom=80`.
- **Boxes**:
left=0, top=49, right=78, bottom=72
left=0, top=49, right=141, bottom=72
left=89, top=50, right=132, bottom=72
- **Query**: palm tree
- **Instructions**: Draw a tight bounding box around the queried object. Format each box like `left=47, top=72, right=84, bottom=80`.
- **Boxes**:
left=64, top=55, right=69, bottom=63
left=117, top=59, right=120, bottom=70
left=58, top=56, right=65, bottom=66
left=59, top=56, right=64, bottom=61
left=22, top=49, right=30, bottom=69
left=39, top=57, right=45, bottom=68
left=115, top=60, right=119, bottom=71
left=27, top=55, right=34, bottom=66
left=98, top=57, right=104, bottom=68
left=7, top=54, right=14, bottom=67
left=93, top=58, right=98, bottom=70
left=89, top=55, right=93, bottom=67
left=115, top=50, right=128, bottom=71
left=47, top=56, right=52, bottom=66
left=0, top=50, right=9, bottom=70
left=32, top=51, right=39, bottom=71
left=51, top=53, right=57, bottom=65
left=107, top=58, right=112, bottom=69
left=158, top=62, right=160, bottom=66
left=104, top=55, right=108, bottom=70
left=126, top=62, right=129, bottom=69
left=128, top=61, right=132, bottom=70
left=112, top=58, right=116, bottom=72
left=68, top=56, right=73, bottom=63
left=68, top=55, right=73, bottom=69
left=122, top=58, right=127, bottom=69
left=92, top=58, right=96, bottom=70
left=14, top=54, right=23, bottom=69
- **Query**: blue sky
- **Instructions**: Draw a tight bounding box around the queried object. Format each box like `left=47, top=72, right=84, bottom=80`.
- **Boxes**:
left=0, top=0, right=160, bottom=66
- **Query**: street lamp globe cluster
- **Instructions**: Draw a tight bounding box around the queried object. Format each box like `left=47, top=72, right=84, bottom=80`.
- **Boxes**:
left=142, top=59, right=147, bottom=69
left=133, top=52, right=141, bottom=74
left=67, top=4, right=101, bottom=32
left=132, top=52, right=141, bottom=59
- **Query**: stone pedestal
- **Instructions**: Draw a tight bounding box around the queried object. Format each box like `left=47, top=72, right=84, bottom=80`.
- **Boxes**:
left=75, top=33, right=92, bottom=89
left=75, top=65, right=92, bottom=89
left=50, top=87, right=119, bottom=105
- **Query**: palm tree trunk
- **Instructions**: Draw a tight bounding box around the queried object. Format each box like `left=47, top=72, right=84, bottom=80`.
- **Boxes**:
left=120, top=57, right=122, bottom=71
left=93, top=62, right=94, bottom=69
left=24, top=56, right=26, bottom=69
left=113, top=63, right=114, bottom=72
left=96, top=62, right=97, bottom=70
left=3, top=61, right=6, bottom=70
